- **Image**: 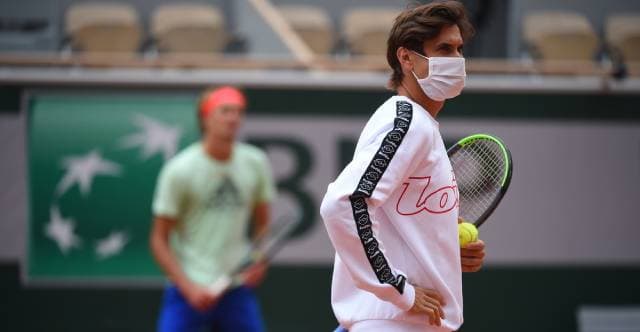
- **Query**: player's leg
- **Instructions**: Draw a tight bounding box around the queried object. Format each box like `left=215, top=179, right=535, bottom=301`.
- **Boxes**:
left=157, top=284, right=210, bottom=332
left=215, top=286, right=265, bottom=332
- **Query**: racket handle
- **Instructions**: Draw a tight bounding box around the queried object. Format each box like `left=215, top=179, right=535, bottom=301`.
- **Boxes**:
left=207, top=274, right=245, bottom=297
left=207, top=275, right=231, bottom=296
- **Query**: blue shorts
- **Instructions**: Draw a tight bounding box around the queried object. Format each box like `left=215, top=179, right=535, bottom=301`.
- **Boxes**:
left=157, top=284, right=264, bottom=332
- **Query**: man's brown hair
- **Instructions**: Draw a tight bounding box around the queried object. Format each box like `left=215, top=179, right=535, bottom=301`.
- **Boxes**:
left=386, top=1, right=474, bottom=89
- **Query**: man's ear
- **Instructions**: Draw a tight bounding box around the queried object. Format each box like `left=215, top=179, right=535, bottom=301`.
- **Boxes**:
left=396, top=47, right=413, bottom=72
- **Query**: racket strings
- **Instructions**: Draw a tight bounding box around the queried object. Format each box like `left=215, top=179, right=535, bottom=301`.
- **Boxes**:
left=451, top=139, right=506, bottom=222
left=459, top=146, right=502, bottom=199
left=460, top=144, right=503, bottom=217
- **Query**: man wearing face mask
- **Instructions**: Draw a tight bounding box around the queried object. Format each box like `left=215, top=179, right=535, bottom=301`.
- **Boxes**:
left=320, top=2, right=486, bottom=331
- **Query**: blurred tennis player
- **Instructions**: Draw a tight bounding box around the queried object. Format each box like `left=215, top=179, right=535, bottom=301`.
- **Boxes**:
left=321, top=2, right=485, bottom=331
left=150, top=86, right=276, bottom=332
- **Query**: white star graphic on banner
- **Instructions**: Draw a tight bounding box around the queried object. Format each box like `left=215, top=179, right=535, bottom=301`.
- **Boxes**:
left=120, top=114, right=182, bottom=161
left=56, top=150, right=122, bottom=197
left=45, top=206, right=82, bottom=254
left=95, top=231, right=129, bottom=260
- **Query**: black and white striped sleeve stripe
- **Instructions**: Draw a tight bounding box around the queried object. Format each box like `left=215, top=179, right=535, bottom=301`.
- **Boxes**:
left=348, top=100, right=413, bottom=294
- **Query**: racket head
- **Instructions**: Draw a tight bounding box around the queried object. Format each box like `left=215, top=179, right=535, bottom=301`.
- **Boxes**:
left=231, top=216, right=299, bottom=274
left=448, top=134, right=513, bottom=227
left=209, top=216, right=299, bottom=295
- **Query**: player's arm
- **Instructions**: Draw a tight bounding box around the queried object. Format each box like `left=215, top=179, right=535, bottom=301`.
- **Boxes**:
left=252, top=151, right=276, bottom=241
left=320, top=107, right=443, bottom=316
left=149, top=163, right=217, bottom=311
left=149, top=217, right=216, bottom=311
left=149, top=217, right=185, bottom=286
left=242, top=152, right=277, bottom=287
left=251, top=202, right=270, bottom=241
left=241, top=202, right=270, bottom=288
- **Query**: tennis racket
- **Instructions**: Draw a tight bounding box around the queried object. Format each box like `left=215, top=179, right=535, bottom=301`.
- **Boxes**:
left=448, top=133, right=513, bottom=228
left=207, top=216, right=299, bottom=296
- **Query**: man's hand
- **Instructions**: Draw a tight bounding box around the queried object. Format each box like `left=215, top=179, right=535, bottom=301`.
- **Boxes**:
left=409, top=286, right=446, bottom=326
left=242, top=261, right=268, bottom=288
left=461, top=239, right=485, bottom=272
left=181, top=282, right=219, bottom=312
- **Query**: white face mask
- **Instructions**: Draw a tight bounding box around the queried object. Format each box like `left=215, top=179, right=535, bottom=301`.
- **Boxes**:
left=411, top=51, right=466, bottom=101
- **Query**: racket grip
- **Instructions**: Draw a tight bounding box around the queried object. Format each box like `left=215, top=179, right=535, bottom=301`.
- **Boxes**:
left=207, top=275, right=232, bottom=296
left=207, top=274, right=246, bottom=297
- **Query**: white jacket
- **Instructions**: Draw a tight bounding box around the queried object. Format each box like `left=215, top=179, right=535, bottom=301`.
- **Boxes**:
left=320, top=95, right=463, bottom=331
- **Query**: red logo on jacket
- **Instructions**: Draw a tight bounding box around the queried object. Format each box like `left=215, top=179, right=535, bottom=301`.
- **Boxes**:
left=396, top=172, right=458, bottom=216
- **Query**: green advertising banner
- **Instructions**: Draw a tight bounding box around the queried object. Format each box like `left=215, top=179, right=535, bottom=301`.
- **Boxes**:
left=28, top=94, right=200, bottom=282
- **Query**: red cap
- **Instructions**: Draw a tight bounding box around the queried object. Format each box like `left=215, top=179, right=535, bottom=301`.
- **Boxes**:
left=199, top=86, right=247, bottom=119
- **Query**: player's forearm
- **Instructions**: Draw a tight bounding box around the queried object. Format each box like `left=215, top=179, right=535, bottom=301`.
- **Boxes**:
left=252, top=203, right=270, bottom=241
left=320, top=193, right=415, bottom=310
left=150, top=224, right=192, bottom=291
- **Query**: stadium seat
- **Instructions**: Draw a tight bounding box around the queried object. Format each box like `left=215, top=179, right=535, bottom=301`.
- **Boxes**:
left=151, top=4, right=226, bottom=54
left=606, top=14, right=640, bottom=62
left=65, top=2, right=141, bottom=53
left=342, top=8, right=400, bottom=56
left=523, top=11, right=599, bottom=61
left=277, top=5, right=334, bottom=54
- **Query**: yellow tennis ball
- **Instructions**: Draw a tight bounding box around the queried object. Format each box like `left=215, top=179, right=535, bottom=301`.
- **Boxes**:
left=458, top=222, right=479, bottom=247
